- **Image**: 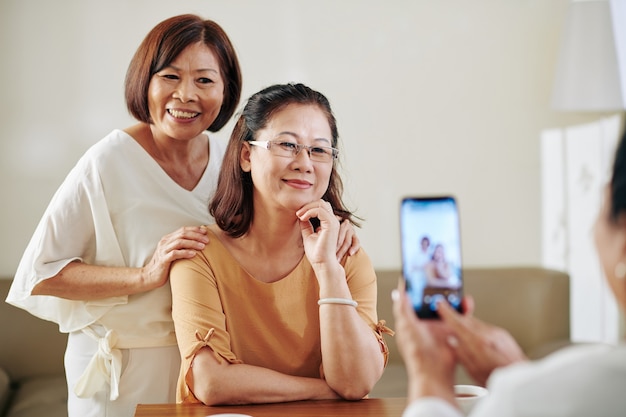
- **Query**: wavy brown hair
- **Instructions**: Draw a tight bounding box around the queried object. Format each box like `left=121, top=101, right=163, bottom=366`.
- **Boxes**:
left=125, top=14, right=242, bottom=132
left=210, top=83, right=359, bottom=238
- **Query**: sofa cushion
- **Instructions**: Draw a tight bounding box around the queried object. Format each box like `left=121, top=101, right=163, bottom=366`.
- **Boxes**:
left=462, top=267, right=570, bottom=355
left=0, top=367, right=11, bottom=416
left=375, top=268, right=570, bottom=360
left=5, top=375, right=67, bottom=417
left=371, top=267, right=570, bottom=396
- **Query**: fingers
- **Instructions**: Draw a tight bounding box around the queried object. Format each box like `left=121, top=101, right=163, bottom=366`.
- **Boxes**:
left=392, top=278, right=406, bottom=310
left=435, top=299, right=478, bottom=352
left=179, top=225, right=209, bottom=243
left=343, top=220, right=361, bottom=256
left=296, top=200, right=340, bottom=243
left=391, top=282, right=407, bottom=323
left=391, top=282, right=420, bottom=360
left=157, top=226, right=210, bottom=262
left=142, top=226, right=210, bottom=289
left=296, top=200, right=336, bottom=223
left=461, top=295, right=475, bottom=316
left=392, top=279, right=417, bottom=326
left=437, top=297, right=486, bottom=350
left=171, top=226, right=209, bottom=249
left=435, top=298, right=467, bottom=328
left=335, top=220, right=352, bottom=260
left=392, top=279, right=459, bottom=399
left=298, top=200, right=343, bottom=267
left=349, top=236, right=361, bottom=256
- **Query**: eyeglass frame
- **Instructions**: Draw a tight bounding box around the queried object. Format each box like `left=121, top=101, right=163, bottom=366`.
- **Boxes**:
left=248, top=140, right=339, bottom=162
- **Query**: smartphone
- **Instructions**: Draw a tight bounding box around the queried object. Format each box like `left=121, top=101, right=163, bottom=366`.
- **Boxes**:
left=400, top=196, right=463, bottom=319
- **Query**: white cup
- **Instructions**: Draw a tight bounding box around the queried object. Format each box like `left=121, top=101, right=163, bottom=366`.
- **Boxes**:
left=454, top=384, right=488, bottom=415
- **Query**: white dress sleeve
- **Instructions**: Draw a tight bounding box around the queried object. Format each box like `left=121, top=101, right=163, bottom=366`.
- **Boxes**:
left=7, top=129, right=224, bottom=335
left=6, top=145, right=127, bottom=332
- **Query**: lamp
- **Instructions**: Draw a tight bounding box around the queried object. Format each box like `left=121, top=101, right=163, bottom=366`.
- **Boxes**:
left=552, top=0, right=626, bottom=111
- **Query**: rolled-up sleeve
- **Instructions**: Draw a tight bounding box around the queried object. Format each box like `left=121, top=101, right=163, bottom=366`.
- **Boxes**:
left=170, top=248, right=242, bottom=402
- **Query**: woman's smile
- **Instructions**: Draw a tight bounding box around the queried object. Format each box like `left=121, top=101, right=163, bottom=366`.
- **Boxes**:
left=167, top=108, right=200, bottom=120
left=284, top=178, right=313, bottom=189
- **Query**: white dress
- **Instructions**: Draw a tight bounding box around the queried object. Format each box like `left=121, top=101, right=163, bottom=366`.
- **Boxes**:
left=402, top=343, right=626, bottom=417
left=6, top=129, right=226, bottom=417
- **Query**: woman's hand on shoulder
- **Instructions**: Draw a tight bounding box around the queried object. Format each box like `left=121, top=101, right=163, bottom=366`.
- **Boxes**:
left=141, top=226, right=209, bottom=290
left=335, top=219, right=360, bottom=260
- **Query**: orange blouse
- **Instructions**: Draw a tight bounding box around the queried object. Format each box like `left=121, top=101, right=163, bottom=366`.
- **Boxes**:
left=170, top=228, right=391, bottom=403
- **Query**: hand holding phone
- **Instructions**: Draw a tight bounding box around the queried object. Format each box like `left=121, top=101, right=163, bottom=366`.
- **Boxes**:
left=400, top=196, right=464, bottom=319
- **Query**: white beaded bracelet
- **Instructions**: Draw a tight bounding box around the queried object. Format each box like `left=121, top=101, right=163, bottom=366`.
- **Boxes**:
left=317, top=297, right=358, bottom=307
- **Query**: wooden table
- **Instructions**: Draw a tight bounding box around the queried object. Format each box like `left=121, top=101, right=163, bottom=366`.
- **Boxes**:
left=134, top=397, right=408, bottom=417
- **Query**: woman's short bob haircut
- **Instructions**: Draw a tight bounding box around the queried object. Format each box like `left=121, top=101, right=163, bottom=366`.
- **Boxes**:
left=210, top=83, right=358, bottom=238
left=125, top=14, right=242, bottom=132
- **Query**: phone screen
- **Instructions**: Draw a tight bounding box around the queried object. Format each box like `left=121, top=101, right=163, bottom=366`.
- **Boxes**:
left=400, top=196, right=463, bottom=318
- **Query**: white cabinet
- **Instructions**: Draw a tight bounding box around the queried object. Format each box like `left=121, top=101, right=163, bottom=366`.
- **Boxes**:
left=541, top=115, right=622, bottom=343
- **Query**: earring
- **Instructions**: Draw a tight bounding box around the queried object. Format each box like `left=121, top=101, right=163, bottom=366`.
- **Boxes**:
left=615, top=262, right=626, bottom=280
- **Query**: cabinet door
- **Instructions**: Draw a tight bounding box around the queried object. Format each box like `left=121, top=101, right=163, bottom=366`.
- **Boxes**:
left=541, top=115, right=621, bottom=343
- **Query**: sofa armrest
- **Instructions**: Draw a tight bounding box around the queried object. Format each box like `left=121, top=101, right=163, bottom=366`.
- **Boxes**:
left=0, top=280, right=67, bottom=382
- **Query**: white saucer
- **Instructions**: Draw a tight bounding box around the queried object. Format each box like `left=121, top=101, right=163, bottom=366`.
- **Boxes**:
left=206, top=414, right=253, bottom=417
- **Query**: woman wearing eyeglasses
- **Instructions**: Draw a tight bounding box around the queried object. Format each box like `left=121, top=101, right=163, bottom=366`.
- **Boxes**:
left=169, top=83, right=392, bottom=405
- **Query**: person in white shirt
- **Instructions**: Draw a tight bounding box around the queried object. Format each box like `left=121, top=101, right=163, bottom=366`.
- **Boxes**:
left=392, top=126, right=626, bottom=417
left=5, top=15, right=242, bottom=417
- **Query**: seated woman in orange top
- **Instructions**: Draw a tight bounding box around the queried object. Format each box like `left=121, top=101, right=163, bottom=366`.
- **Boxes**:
left=424, top=244, right=461, bottom=288
left=170, top=83, right=392, bottom=406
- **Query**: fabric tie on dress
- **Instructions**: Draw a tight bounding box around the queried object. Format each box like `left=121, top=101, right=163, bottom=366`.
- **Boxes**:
left=374, top=320, right=395, bottom=367
left=375, top=320, right=395, bottom=337
left=188, top=328, right=220, bottom=363
left=74, top=327, right=123, bottom=401
left=187, top=328, right=243, bottom=366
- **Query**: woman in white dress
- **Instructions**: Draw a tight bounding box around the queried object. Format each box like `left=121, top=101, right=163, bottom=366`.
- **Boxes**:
left=5, top=14, right=242, bottom=417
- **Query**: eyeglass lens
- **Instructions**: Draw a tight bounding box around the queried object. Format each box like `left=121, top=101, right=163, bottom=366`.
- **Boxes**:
left=270, top=141, right=336, bottom=162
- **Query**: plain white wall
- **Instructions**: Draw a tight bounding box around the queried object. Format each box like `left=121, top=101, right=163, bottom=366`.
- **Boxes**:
left=0, top=0, right=612, bottom=276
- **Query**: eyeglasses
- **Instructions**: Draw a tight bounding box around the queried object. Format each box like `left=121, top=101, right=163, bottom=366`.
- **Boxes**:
left=249, top=140, right=338, bottom=163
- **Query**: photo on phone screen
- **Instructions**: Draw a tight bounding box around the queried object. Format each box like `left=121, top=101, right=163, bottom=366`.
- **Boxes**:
left=400, top=196, right=463, bottom=318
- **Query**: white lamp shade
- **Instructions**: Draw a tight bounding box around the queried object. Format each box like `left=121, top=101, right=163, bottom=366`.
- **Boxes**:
left=552, top=0, right=626, bottom=111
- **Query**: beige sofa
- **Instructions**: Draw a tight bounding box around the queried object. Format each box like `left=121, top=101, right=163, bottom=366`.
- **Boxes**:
left=0, top=279, right=68, bottom=417
left=370, top=267, right=571, bottom=398
left=0, top=267, right=569, bottom=414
